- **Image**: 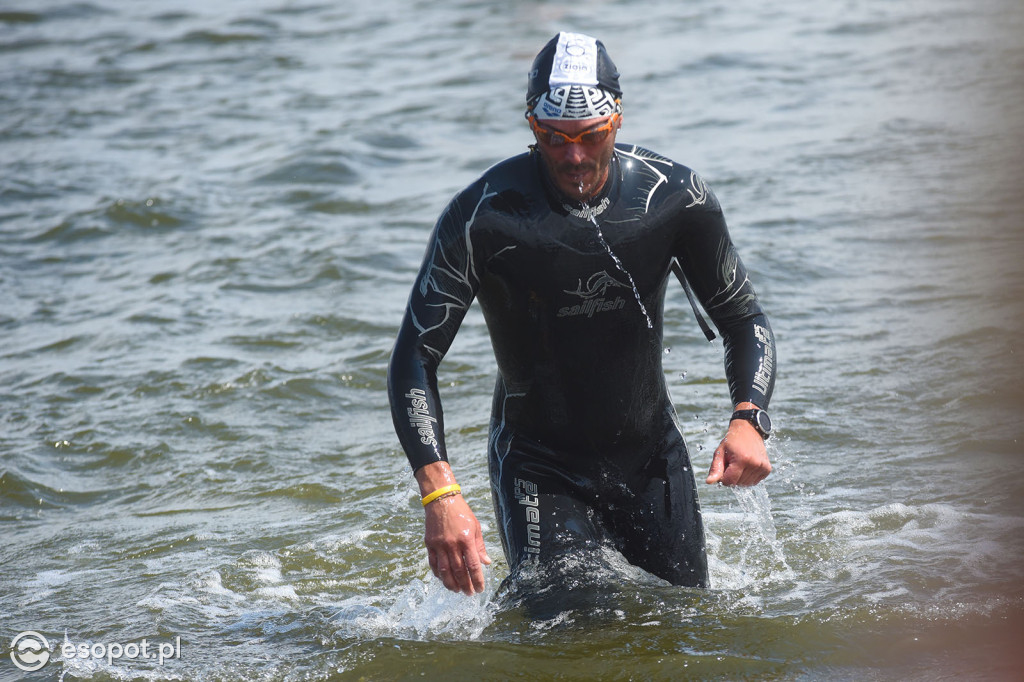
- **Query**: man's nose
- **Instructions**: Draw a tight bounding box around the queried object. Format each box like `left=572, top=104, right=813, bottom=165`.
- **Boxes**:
left=563, top=143, right=586, bottom=165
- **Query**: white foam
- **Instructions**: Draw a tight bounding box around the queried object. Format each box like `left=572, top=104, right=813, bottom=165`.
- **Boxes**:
left=254, top=585, right=299, bottom=600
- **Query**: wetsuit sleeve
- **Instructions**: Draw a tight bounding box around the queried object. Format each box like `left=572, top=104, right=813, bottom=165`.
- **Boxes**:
left=387, top=190, right=483, bottom=471
left=673, top=181, right=777, bottom=409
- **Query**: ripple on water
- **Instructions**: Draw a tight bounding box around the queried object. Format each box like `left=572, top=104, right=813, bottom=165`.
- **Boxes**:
left=254, top=152, right=361, bottom=186
left=0, top=10, right=42, bottom=24
left=253, top=482, right=344, bottom=505
left=26, top=195, right=200, bottom=245
left=0, top=464, right=133, bottom=519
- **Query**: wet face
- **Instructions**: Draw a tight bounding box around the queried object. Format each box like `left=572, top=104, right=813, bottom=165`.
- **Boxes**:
left=531, top=114, right=621, bottom=202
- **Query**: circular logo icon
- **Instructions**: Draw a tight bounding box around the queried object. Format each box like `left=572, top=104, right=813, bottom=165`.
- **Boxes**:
left=10, top=631, right=51, bottom=672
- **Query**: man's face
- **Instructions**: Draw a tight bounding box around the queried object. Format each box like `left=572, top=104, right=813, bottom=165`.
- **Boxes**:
left=531, top=114, right=621, bottom=202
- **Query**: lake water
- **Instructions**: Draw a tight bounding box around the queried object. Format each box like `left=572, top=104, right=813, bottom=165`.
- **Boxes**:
left=2, top=1, right=1023, bottom=680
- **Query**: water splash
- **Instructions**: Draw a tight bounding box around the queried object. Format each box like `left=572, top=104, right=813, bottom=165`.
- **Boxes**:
left=384, top=573, right=496, bottom=640
left=731, top=485, right=791, bottom=576
left=708, top=484, right=794, bottom=591
left=329, top=571, right=497, bottom=642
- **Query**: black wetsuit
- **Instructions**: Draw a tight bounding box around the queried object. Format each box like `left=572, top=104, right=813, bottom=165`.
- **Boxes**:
left=387, top=143, right=776, bottom=588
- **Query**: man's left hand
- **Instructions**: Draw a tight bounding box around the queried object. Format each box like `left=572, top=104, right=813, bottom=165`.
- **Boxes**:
left=706, top=417, right=771, bottom=486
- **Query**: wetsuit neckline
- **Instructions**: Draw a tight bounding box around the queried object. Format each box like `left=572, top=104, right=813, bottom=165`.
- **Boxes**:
left=533, top=148, right=621, bottom=216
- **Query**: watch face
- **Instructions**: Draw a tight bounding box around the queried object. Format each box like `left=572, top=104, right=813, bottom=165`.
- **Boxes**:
left=755, top=410, right=772, bottom=436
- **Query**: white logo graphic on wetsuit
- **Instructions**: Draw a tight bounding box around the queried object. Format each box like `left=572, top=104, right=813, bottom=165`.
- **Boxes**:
left=405, top=388, right=438, bottom=447
left=514, top=478, right=541, bottom=560
left=752, top=323, right=775, bottom=398
left=557, top=270, right=628, bottom=319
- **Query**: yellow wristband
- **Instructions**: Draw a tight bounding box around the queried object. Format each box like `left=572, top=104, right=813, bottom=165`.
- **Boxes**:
left=421, top=484, right=461, bottom=507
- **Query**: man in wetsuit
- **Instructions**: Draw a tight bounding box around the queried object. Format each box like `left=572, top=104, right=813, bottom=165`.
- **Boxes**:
left=387, top=32, right=776, bottom=596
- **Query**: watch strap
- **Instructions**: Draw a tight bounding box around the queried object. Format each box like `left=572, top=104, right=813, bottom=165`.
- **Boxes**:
left=731, top=408, right=771, bottom=439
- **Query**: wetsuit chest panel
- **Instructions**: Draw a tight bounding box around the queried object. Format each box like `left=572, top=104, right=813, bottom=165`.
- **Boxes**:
left=469, top=156, right=682, bottom=456
left=474, top=154, right=681, bottom=332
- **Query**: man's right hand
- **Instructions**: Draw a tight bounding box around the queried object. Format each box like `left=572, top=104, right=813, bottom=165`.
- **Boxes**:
left=423, top=493, right=491, bottom=595
left=415, top=461, right=492, bottom=595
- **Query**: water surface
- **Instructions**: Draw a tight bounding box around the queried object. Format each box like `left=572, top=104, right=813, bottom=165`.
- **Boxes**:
left=2, top=0, right=1023, bottom=680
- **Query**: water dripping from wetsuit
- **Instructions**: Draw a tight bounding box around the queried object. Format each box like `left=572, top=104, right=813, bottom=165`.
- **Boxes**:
left=581, top=187, right=653, bottom=329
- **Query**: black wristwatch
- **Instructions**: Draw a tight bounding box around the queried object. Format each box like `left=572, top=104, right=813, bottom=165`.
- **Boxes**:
left=731, top=408, right=772, bottom=440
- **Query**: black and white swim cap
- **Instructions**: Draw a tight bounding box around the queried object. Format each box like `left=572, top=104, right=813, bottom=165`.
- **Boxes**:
left=527, top=32, right=622, bottom=120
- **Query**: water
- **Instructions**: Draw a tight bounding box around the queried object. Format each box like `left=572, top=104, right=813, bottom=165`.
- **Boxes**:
left=2, top=0, right=1023, bottom=680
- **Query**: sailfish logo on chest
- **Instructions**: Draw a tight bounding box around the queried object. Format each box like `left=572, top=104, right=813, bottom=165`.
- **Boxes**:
left=564, top=270, right=629, bottom=299
left=558, top=270, right=628, bottom=318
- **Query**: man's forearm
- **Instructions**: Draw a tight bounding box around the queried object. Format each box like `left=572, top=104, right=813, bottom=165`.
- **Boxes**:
left=722, top=313, right=776, bottom=409
left=415, top=461, right=459, bottom=497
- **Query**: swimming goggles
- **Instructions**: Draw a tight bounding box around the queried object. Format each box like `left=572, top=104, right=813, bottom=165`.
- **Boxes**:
left=528, top=113, right=620, bottom=147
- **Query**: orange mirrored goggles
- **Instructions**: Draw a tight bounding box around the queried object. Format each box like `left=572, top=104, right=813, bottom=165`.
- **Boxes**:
left=529, top=113, right=621, bottom=147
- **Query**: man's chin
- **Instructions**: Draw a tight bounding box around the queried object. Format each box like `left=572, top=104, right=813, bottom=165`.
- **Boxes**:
left=556, top=173, right=596, bottom=200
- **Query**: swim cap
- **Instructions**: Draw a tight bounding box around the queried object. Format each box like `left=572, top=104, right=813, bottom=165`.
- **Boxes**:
left=527, top=32, right=622, bottom=120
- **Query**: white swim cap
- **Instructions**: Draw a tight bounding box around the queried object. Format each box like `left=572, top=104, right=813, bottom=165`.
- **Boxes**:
left=527, top=32, right=622, bottom=120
